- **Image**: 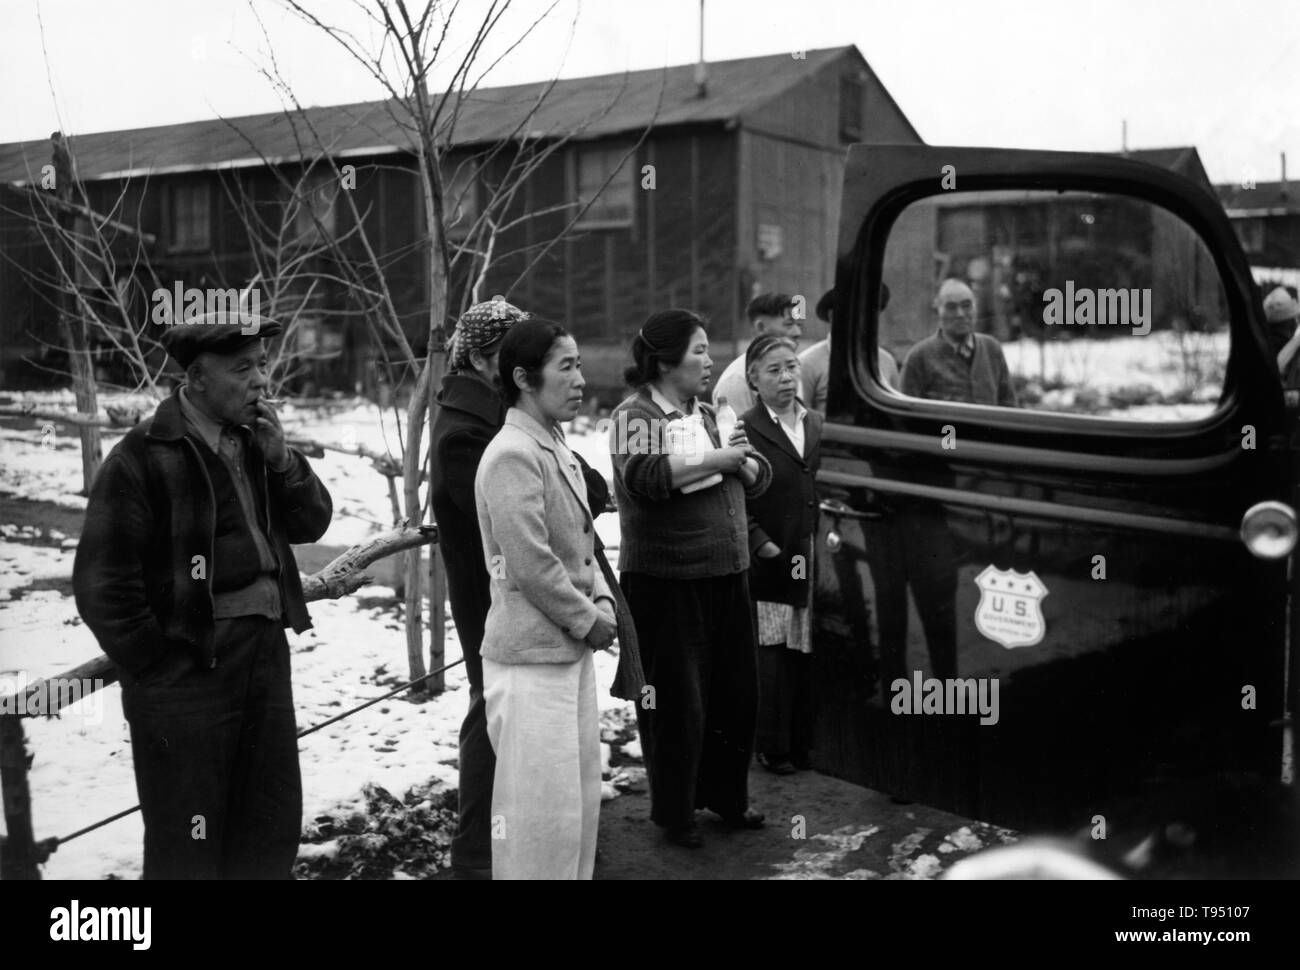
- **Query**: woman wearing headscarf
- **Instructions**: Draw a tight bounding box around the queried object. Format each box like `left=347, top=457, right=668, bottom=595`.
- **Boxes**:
left=475, top=318, right=615, bottom=880
left=429, top=296, right=530, bottom=880
left=609, top=308, right=773, bottom=849
left=740, top=333, right=823, bottom=775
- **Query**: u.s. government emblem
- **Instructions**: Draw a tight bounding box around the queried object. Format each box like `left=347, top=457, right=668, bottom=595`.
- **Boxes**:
left=973, top=565, right=1048, bottom=649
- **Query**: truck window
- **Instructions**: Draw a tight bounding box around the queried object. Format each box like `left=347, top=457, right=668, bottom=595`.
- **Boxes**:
left=878, top=189, right=1230, bottom=421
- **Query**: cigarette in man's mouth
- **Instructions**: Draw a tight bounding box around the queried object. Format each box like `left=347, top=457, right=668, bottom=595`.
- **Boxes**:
left=260, top=396, right=284, bottom=406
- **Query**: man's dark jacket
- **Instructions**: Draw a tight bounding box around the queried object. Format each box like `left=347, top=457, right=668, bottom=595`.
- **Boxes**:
left=73, top=387, right=333, bottom=675
left=430, top=372, right=505, bottom=657
left=742, top=403, right=823, bottom=605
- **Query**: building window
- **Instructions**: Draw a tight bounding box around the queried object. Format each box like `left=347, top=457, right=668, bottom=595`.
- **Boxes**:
left=293, top=170, right=339, bottom=241
left=170, top=183, right=211, bottom=251
left=840, top=72, right=865, bottom=142
left=573, top=144, right=634, bottom=228
left=1233, top=217, right=1265, bottom=254
left=441, top=160, right=480, bottom=238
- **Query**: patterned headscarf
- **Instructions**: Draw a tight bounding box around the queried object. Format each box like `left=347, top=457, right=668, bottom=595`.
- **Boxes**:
left=447, top=295, right=531, bottom=372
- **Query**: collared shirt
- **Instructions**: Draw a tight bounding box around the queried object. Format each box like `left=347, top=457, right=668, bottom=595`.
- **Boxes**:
left=943, top=331, right=976, bottom=361
left=549, top=422, right=584, bottom=490
left=178, top=385, right=226, bottom=454
left=765, top=401, right=807, bottom=457
left=649, top=385, right=698, bottom=419
left=179, top=387, right=282, bottom=621
left=900, top=329, right=1017, bottom=407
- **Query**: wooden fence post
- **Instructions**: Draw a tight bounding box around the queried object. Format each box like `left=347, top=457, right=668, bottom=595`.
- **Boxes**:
left=0, top=714, right=40, bottom=880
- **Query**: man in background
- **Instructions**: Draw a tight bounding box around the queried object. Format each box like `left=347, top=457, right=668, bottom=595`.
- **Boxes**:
left=712, top=293, right=801, bottom=414
left=1264, top=286, right=1300, bottom=388
left=799, top=284, right=898, bottom=413
left=901, top=278, right=1017, bottom=407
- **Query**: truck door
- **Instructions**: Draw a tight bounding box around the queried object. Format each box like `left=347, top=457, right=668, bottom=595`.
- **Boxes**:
left=812, top=145, right=1298, bottom=833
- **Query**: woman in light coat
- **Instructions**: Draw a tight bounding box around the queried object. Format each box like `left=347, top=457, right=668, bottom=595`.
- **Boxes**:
left=474, top=318, right=616, bottom=880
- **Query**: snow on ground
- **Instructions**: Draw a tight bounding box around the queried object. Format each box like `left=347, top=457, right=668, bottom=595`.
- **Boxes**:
left=0, top=393, right=631, bottom=879
left=0, top=337, right=1216, bottom=878
left=1002, top=329, right=1227, bottom=395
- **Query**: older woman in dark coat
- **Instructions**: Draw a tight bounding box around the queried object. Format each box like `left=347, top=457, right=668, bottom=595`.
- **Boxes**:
left=740, top=334, right=823, bottom=775
left=429, top=296, right=530, bottom=879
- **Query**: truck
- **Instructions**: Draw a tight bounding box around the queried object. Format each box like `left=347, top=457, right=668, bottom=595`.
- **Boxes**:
left=810, top=144, right=1299, bottom=876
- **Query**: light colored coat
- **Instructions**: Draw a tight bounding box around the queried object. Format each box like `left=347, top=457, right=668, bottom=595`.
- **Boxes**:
left=475, top=407, right=614, bottom=665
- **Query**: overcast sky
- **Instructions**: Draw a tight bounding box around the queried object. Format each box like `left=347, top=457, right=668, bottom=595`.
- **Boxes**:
left=2, top=0, right=1296, bottom=186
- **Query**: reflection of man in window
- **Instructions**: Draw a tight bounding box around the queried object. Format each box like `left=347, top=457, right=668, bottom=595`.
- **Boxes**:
left=901, top=279, right=1018, bottom=406
left=1265, top=286, right=1300, bottom=388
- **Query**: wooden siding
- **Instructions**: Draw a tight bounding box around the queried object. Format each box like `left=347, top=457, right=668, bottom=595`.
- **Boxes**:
left=475, top=129, right=739, bottom=345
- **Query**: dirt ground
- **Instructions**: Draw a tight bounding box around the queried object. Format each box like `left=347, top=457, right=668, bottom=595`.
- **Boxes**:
left=592, top=763, right=1016, bottom=880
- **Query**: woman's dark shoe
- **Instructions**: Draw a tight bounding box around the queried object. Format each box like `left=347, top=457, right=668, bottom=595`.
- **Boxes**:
left=757, top=753, right=797, bottom=776
left=790, top=752, right=813, bottom=771
left=716, top=807, right=766, bottom=829
left=665, top=822, right=704, bottom=848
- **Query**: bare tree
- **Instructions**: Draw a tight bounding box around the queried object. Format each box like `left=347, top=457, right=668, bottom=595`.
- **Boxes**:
left=272, top=0, right=659, bottom=689
left=7, top=0, right=660, bottom=688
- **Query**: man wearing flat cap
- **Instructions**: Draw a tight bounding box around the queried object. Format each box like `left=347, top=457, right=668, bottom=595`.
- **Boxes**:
left=73, top=309, right=333, bottom=879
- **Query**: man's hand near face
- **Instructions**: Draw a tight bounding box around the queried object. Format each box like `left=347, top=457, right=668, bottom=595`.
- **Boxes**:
left=254, top=399, right=290, bottom=472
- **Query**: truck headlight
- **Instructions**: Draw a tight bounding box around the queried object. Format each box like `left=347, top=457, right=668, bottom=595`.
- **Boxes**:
left=1240, top=501, right=1297, bottom=560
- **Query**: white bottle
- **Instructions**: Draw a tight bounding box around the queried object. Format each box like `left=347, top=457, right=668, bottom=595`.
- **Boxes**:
left=715, top=396, right=737, bottom=447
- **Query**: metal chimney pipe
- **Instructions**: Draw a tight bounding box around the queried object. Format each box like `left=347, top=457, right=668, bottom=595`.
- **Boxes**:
left=695, top=0, right=707, bottom=98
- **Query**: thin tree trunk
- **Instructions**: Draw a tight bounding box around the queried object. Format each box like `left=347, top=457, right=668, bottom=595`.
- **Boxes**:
left=426, top=351, right=446, bottom=691
left=402, top=363, right=432, bottom=691
left=52, top=151, right=101, bottom=494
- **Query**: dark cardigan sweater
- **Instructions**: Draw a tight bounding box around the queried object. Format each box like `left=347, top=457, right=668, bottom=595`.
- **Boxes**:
left=609, top=386, right=772, bottom=580
left=900, top=330, right=1018, bottom=407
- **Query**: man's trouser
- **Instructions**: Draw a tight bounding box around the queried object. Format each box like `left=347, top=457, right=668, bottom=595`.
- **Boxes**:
left=120, top=615, right=302, bottom=879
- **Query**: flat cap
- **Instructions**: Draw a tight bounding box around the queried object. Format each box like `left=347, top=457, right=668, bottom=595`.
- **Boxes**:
left=159, top=311, right=283, bottom=368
